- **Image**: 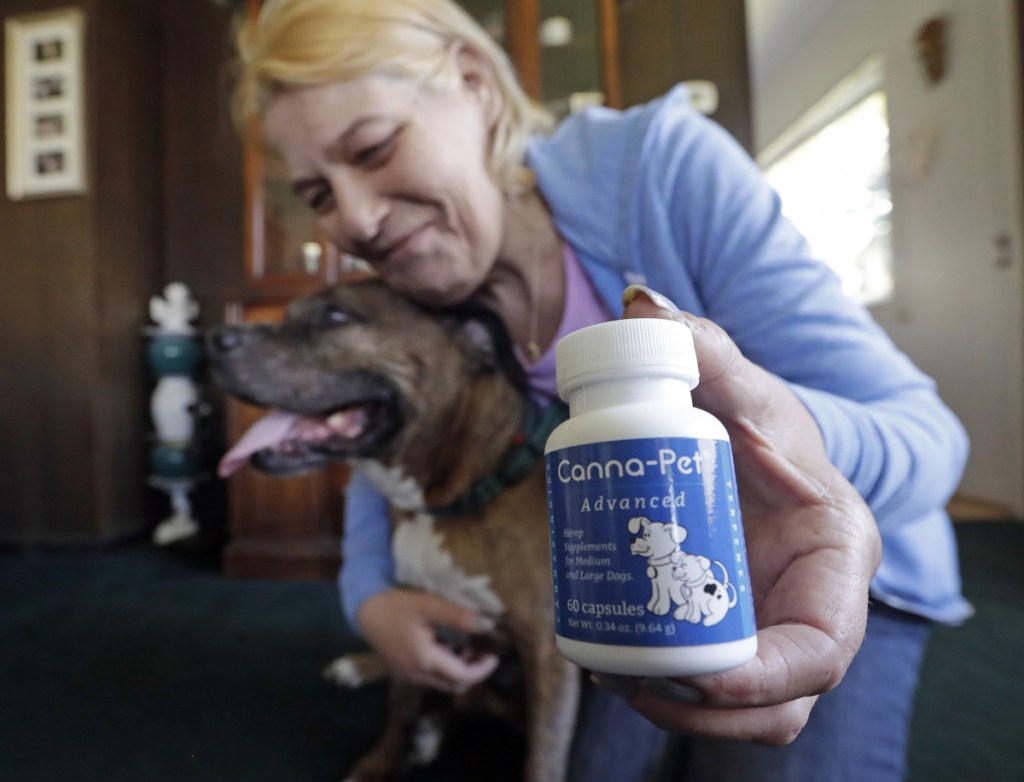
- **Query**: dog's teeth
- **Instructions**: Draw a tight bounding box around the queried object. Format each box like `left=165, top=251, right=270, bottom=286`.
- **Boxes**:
left=327, top=411, right=356, bottom=434
left=326, top=408, right=369, bottom=438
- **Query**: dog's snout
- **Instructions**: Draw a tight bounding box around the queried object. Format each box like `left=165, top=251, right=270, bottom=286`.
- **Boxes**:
left=208, top=327, right=248, bottom=354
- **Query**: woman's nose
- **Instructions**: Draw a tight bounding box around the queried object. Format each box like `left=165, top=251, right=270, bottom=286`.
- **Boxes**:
left=324, top=173, right=387, bottom=247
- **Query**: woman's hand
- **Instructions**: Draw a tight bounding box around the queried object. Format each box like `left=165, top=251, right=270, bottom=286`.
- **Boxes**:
left=608, top=285, right=883, bottom=745
left=357, top=588, right=500, bottom=693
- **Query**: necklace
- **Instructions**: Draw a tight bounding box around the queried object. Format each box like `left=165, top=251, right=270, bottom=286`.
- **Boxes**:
left=525, top=300, right=541, bottom=361
left=512, top=193, right=555, bottom=363
left=525, top=238, right=543, bottom=362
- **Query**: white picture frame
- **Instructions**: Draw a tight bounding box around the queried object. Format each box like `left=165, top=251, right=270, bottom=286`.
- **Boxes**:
left=4, top=8, right=87, bottom=199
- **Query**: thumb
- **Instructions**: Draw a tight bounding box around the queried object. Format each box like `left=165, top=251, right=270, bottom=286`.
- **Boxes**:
left=621, top=284, right=821, bottom=459
left=620, top=284, right=750, bottom=419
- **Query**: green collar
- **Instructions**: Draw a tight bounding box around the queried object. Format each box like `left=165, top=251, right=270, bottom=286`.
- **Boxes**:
left=427, top=399, right=568, bottom=517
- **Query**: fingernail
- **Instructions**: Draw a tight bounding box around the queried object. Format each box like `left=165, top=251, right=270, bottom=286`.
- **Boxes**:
left=591, top=673, right=637, bottom=700
left=638, top=677, right=703, bottom=704
left=622, top=284, right=683, bottom=315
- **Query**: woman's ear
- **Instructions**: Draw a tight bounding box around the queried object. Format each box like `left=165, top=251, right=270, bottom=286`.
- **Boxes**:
left=453, top=42, right=502, bottom=129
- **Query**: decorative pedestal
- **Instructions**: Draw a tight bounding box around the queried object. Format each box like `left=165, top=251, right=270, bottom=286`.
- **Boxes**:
left=145, top=283, right=206, bottom=545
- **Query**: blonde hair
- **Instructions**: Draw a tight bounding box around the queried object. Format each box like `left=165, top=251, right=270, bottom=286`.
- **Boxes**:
left=233, top=0, right=553, bottom=192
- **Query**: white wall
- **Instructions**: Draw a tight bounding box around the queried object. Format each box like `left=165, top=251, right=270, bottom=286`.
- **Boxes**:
left=750, top=0, right=1024, bottom=514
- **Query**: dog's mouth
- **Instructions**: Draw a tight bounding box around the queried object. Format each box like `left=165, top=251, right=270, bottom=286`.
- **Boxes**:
left=218, top=400, right=398, bottom=478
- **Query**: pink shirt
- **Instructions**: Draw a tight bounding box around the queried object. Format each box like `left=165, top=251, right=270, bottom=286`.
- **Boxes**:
left=516, top=243, right=614, bottom=406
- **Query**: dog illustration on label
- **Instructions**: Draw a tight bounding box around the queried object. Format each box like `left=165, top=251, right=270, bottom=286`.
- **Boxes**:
left=670, top=552, right=737, bottom=626
left=627, top=515, right=737, bottom=626
left=627, top=515, right=687, bottom=615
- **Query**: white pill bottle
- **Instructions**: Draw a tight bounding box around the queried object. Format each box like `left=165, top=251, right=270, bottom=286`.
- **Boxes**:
left=544, top=318, right=757, bottom=677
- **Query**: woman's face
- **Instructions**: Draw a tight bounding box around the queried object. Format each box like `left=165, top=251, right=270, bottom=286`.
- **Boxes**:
left=263, top=57, right=505, bottom=308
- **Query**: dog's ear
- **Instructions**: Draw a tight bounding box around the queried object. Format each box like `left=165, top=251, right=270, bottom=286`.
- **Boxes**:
left=628, top=515, right=651, bottom=534
left=438, top=304, right=529, bottom=393
left=450, top=317, right=502, bottom=371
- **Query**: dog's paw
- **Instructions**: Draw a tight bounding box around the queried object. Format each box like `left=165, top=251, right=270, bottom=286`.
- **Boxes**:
left=323, top=652, right=387, bottom=689
left=409, top=713, right=445, bottom=766
left=324, top=657, right=364, bottom=688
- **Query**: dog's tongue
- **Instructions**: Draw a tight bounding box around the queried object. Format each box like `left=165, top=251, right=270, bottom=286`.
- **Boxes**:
left=217, top=408, right=367, bottom=478
left=217, top=410, right=300, bottom=478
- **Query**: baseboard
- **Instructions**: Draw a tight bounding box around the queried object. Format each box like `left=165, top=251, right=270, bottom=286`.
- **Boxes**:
left=947, top=493, right=1019, bottom=523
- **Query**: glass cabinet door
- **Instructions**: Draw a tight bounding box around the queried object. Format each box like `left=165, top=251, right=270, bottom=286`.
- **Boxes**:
left=538, top=0, right=605, bottom=117
left=250, top=147, right=333, bottom=279
left=458, top=0, right=507, bottom=45
left=244, top=135, right=339, bottom=290
left=458, top=0, right=542, bottom=98
left=457, top=0, right=618, bottom=113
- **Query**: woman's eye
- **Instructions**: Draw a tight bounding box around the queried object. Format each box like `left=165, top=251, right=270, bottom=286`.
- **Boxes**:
left=306, top=188, right=334, bottom=214
left=354, top=132, right=397, bottom=167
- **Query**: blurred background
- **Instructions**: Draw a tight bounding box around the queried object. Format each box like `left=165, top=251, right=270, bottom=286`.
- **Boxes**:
left=0, top=1, right=1022, bottom=780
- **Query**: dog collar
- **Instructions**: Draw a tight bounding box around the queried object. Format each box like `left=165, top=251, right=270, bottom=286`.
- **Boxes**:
left=649, top=552, right=679, bottom=567
left=428, top=398, right=568, bottom=517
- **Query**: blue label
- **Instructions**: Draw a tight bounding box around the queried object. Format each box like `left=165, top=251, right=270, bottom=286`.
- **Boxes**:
left=545, top=437, right=755, bottom=647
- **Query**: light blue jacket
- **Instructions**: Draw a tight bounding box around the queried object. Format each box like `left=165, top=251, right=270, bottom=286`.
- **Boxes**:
left=341, top=85, right=973, bottom=627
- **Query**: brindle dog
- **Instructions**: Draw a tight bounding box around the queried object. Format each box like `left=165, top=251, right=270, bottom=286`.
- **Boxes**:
left=207, top=279, right=579, bottom=782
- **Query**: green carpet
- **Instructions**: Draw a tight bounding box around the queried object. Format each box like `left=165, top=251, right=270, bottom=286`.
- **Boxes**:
left=0, top=543, right=521, bottom=781
left=906, top=521, right=1024, bottom=782
left=0, top=521, right=1021, bottom=781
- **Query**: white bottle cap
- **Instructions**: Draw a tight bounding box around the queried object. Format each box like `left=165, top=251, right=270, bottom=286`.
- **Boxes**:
left=555, top=318, right=699, bottom=399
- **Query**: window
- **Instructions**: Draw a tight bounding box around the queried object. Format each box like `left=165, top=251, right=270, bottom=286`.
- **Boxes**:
left=760, top=58, right=893, bottom=306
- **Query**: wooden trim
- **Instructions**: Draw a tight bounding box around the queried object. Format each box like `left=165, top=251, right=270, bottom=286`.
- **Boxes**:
left=243, top=0, right=262, bottom=281
left=224, top=536, right=342, bottom=582
left=242, top=119, right=265, bottom=280
left=505, top=0, right=541, bottom=99
left=597, top=0, right=622, bottom=109
left=1018, top=1, right=1024, bottom=224
left=948, top=493, right=1018, bottom=522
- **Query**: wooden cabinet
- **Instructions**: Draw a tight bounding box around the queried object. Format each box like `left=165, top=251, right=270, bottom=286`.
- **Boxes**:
left=222, top=0, right=355, bottom=580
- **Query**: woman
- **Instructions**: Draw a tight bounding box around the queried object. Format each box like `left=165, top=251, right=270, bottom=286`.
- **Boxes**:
left=232, top=1, right=970, bottom=779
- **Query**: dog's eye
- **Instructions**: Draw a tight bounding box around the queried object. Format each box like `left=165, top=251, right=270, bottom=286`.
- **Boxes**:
left=319, top=306, right=352, bottom=328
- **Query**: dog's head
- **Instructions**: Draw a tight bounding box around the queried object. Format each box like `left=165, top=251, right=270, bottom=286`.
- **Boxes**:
left=207, top=279, right=526, bottom=483
left=627, top=515, right=687, bottom=558
left=672, top=554, right=712, bottom=586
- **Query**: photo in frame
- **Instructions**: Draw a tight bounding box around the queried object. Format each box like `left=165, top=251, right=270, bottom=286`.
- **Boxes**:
left=4, top=8, right=87, bottom=199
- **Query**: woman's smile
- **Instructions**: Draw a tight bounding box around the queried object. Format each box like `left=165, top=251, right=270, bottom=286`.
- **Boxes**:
left=376, top=219, right=436, bottom=266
